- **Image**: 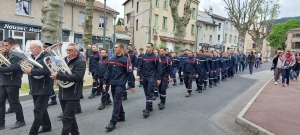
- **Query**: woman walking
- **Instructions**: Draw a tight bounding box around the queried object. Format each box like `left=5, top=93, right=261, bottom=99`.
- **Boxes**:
left=247, top=51, right=255, bottom=75
left=271, top=51, right=283, bottom=85
left=281, top=50, right=295, bottom=87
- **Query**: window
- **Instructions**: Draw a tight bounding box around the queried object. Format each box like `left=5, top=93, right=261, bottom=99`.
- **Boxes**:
left=234, top=36, right=237, bottom=44
left=295, top=33, right=300, bottom=37
left=136, top=1, right=139, bottom=13
left=191, top=24, right=195, bottom=35
left=99, top=16, right=107, bottom=28
left=218, top=35, right=220, bottom=41
left=219, top=23, right=221, bottom=30
left=154, top=14, right=159, bottom=27
left=206, top=25, right=208, bottom=30
left=136, top=19, right=138, bottom=31
left=127, top=14, right=130, bottom=24
left=252, top=43, right=256, bottom=48
left=163, top=0, right=168, bottom=10
left=0, top=29, right=3, bottom=41
left=225, top=22, right=228, bottom=30
left=295, top=42, right=300, bottom=49
left=16, top=0, right=31, bottom=15
left=132, top=0, right=134, bottom=8
left=230, top=24, right=233, bottom=31
left=209, top=35, right=212, bottom=44
left=229, top=35, right=232, bottom=43
left=162, top=17, right=167, bottom=28
left=79, top=11, right=85, bottom=25
left=192, top=8, right=196, bottom=19
left=155, top=0, right=159, bottom=7
left=210, top=26, right=212, bottom=31
left=225, top=34, right=227, bottom=42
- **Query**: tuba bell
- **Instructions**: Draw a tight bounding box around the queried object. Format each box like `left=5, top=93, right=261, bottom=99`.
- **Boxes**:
left=0, top=48, right=11, bottom=67
left=43, top=43, right=75, bottom=88
left=10, top=45, right=44, bottom=79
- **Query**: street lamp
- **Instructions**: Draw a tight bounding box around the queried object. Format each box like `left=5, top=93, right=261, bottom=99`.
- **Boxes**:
left=112, top=14, right=117, bottom=44
left=195, top=20, right=201, bottom=52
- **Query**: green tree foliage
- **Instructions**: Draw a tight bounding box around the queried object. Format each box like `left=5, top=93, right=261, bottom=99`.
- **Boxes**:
left=267, top=19, right=300, bottom=49
left=117, top=18, right=122, bottom=26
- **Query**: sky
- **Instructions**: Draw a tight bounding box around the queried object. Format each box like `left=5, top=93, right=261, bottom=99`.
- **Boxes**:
left=97, top=0, right=300, bottom=19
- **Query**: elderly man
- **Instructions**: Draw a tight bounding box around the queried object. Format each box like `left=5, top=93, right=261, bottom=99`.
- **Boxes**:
left=23, top=40, right=52, bottom=134
left=50, top=43, right=86, bottom=135
left=0, top=38, right=25, bottom=130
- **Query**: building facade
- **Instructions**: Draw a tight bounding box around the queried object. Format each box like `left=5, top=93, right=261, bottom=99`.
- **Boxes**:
left=123, top=0, right=199, bottom=52
left=285, top=27, right=300, bottom=52
left=0, top=0, right=130, bottom=50
left=223, top=21, right=239, bottom=52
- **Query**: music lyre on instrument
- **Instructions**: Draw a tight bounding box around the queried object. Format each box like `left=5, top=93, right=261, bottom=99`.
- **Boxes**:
left=43, top=43, right=75, bottom=88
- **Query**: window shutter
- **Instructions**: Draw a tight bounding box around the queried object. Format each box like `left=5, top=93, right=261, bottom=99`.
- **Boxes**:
left=292, top=42, right=295, bottom=49
left=293, top=34, right=296, bottom=37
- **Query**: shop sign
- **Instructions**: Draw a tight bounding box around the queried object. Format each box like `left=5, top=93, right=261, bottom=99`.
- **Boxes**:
left=2, top=23, right=41, bottom=32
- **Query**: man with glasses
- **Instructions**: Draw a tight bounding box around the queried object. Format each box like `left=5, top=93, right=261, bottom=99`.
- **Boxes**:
left=50, top=43, right=86, bottom=135
left=0, top=38, right=25, bottom=130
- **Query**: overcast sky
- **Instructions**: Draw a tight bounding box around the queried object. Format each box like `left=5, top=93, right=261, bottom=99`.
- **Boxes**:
left=97, top=0, right=300, bottom=19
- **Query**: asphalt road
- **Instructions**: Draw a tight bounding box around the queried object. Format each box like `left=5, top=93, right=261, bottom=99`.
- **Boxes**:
left=2, top=62, right=273, bottom=135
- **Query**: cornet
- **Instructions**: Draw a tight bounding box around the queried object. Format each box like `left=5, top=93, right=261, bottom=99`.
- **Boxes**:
left=43, top=43, right=75, bottom=88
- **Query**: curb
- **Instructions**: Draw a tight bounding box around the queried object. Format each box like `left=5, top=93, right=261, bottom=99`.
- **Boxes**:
left=19, top=85, right=93, bottom=102
left=235, top=78, right=275, bottom=135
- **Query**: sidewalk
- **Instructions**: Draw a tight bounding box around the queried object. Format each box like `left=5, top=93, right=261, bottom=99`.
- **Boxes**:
left=241, top=79, right=300, bottom=135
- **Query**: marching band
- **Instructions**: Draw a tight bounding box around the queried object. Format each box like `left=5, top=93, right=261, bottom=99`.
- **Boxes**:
left=0, top=37, right=241, bottom=134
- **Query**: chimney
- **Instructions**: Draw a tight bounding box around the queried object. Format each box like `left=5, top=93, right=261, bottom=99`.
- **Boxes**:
left=209, top=7, right=213, bottom=15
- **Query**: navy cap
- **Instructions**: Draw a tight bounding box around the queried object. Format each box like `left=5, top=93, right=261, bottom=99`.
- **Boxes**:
left=44, top=43, right=53, bottom=47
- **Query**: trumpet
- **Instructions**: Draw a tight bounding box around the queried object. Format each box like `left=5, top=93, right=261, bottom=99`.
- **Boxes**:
left=10, top=46, right=44, bottom=79
left=44, top=43, right=75, bottom=88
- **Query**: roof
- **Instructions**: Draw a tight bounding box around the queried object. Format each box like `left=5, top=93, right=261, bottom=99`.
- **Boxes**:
left=68, top=0, right=119, bottom=14
left=114, top=25, right=126, bottom=32
left=290, top=27, right=300, bottom=31
left=213, top=14, right=227, bottom=21
left=122, top=0, right=131, bottom=5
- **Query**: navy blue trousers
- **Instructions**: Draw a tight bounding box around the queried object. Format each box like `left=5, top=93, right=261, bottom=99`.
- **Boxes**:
left=183, top=72, right=193, bottom=93
left=143, top=77, right=154, bottom=110
left=110, top=85, right=125, bottom=125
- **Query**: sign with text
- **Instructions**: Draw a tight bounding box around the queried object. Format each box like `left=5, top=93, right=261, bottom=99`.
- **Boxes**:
left=1, top=23, right=41, bottom=32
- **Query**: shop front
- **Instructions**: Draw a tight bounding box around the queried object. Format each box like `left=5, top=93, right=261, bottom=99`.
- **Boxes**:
left=0, top=20, right=70, bottom=51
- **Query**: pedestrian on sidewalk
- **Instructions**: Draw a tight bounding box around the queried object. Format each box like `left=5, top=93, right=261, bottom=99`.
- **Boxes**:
left=247, top=51, right=255, bottom=75
left=280, top=50, right=295, bottom=87
left=239, top=52, right=246, bottom=72
left=290, top=56, right=300, bottom=81
left=271, top=51, right=283, bottom=85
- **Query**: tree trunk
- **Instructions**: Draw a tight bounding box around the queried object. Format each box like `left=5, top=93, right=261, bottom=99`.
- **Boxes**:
left=237, top=30, right=247, bottom=52
left=256, top=38, right=264, bottom=53
left=170, top=0, right=192, bottom=54
left=82, top=0, right=95, bottom=49
left=41, top=0, right=65, bottom=44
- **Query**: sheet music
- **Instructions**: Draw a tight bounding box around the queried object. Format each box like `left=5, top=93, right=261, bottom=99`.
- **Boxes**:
left=48, top=56, right=63, bottom=66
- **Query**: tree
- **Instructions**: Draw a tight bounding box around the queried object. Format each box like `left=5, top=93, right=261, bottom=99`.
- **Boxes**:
left=267, top=19, right=300, bottom=49
left=248, top=0, right=280, bottom=52
left=170, top=0, right=192, bottom=53
left=224, top=0, right=264, bottom=52
left=82, top=0, right=95, bottom=49
left=117, top=18, right=122, bottom=26
left=41, top=0, right=65, bottom=44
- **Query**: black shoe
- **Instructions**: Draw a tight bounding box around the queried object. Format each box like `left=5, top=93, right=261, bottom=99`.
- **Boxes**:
left=154, top=93, right=159, bottom=97
left=5, top=107, right=14, bottom=114
left=203, top=87, right=206, bottom=90
left=95, top=93, right=101, bottom=96
left=0, top=125, right=4, bottom=130
left=185, top=93, right=190, bottom=97
left=48, top=100, right=57, bottom=106
left=195, top=88, right=199, bottom=91
left=198, top=89, right=202, bottom=93
left=122, top=97, right=127, bottom=100
left=98, top=102, right=105, bottom=110
left=179, top=82, right=183, bottom=85
left=138, top=84, right=143, bottom=87
left=38, top=127, right=51, bottom=133
left=118, top=117, right=125, bottom=122
left=214, top=83, right=217, bottom=86
left=209, top=85, right=212, bottom=88
left=105, top=99, right=112, bottom=105
left=105, top=123, right=115, bottom=131
left=149, top=108, right=153, bottom=112
left=159, top=103, right=165, bottom=110
left=143, top=109, right=150, bottom=118
left=153, top=96, right=156, bottom=100
left=10, top=121, right=25, bottom=130
left=57, top=113, right=63, bottom=118
left=75, top=110, right=82, bottom=114
left=172, top=83, right=177, bottom=86
left=88, top=93, right=95, bottom=99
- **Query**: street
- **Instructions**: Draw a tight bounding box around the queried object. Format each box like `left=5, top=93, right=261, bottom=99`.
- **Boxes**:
left=1, top=62, right=273, bottom=135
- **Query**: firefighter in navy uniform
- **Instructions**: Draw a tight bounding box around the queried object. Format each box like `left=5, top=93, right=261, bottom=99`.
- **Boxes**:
left=178, top=50, right=187, bottom=85
left=157, top=48, right=173, bottom=110
left=97, top=49, right=112, bottom=110
left=0, top=38, right=25, bottom=130
left=172, top=52, right=179, bottom=85
left=103, top=43, right=135, bottom=131
left=195, top=50, right=208, bottom=93
left=137, top=43, right=162, bottom=118
left=203, top=51, right=210, bottom=89
left=215, top=52, right=221, bottom=83
left=123, top=44, right=137, bottom=100
left=181, top=50, right=198, bottom=97
left=88, top=44, right=101, bottom=99
left=136, top=48, right=144, bottom=87
left=209, top=51, right=217, bottom=87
